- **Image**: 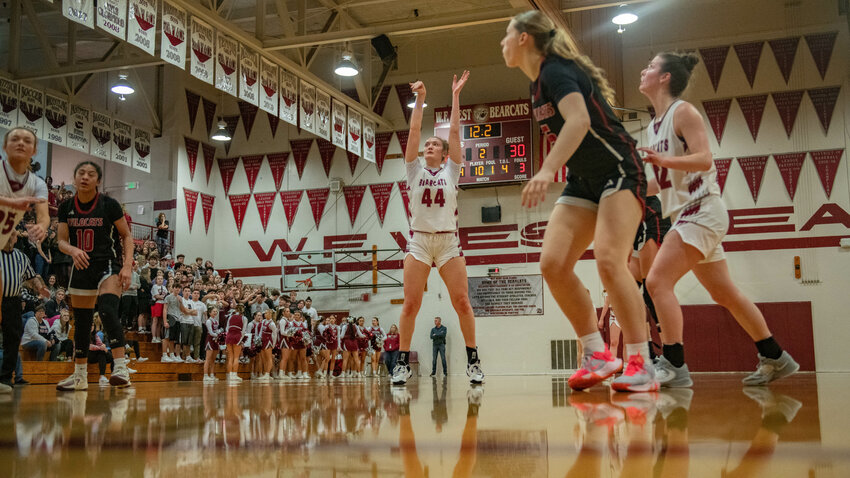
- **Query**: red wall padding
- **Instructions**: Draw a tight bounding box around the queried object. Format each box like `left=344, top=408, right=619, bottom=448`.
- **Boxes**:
left=682, top=302, right=815, bottom=372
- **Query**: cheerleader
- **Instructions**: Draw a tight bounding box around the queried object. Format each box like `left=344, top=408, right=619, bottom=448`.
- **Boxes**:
left=356, top=317, right=371, bottom=376
left=246, top=311, right=264, bottom=380
left=321, top=315, right=340, bottom=379
left=312, top=316, right=330, bottom=379
left=288, top=310, right=310, bottom=379
left=368, top=318, right=386, bottom=377
left=224, top=305, right=247, bottom=383
left=341, top=317, right=364, bottom=378
left=202, top=307, right=221, bottom=383
left=638, top=51, right=798, bottom=387
left=276, top=307, right=292, bottom=380
left=256, top=309, right=278, bottom=383
left=394, top=72, right=484, bottom=387
left=501, top=11, right=650, bottom=392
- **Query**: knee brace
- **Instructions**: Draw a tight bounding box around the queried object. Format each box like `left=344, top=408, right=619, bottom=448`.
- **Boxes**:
left=73, top=309, right=95, bottom=359
left=98, top=294, right=125, bottom=349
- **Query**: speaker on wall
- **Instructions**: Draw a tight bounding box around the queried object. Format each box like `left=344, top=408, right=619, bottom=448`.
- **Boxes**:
left=481, top=205, right=501, bottom=223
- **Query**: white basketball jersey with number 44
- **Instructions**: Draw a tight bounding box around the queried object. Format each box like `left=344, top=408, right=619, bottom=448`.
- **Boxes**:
left=0, top=162, right=46, bottom=249
left=406, top=159, right=460, bottom=232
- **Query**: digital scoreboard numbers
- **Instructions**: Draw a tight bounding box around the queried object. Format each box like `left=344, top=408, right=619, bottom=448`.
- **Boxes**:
left=434, top=99, right=533, bottom=186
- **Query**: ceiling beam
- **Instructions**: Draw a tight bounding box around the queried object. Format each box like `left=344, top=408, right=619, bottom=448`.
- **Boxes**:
left=21, top=0, right=72, bottom=95
left=16, top=56, right=166, bottom=83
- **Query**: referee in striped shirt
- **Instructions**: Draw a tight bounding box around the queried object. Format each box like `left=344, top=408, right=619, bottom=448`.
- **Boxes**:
left=1, top=228, right=48, bottom=392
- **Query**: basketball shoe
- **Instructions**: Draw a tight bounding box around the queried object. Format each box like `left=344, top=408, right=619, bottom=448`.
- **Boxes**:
left=654, top=356, right=693, bottom=388
left=57, top=364, right=89, bottom=391
left=568, top=347, right=623, bottom=391
left=391, top=363, right=412, bottom=386
left=742, top=351, right=799, bottom=386
left=110, top=363, right=132, bottom=388
left=611, top=354, right=659, bottom=393
left=467, top=361, right=485, bottom=385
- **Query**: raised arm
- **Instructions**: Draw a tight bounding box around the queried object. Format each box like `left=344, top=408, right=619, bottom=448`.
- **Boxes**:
left=404, top=81, right=427, bottom=163
left=448, top=70, right=470, bottom=165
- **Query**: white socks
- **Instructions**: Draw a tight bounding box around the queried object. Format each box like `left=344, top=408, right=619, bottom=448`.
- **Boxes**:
left=75, top=363, right=87, bottom=375
left=625, top=343, right=651, bottom=364
left=114, top=357, right=127, bottom=369
left=579, top=332, right=606, bottom=355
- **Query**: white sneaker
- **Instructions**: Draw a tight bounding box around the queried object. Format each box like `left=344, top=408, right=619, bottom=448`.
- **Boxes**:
left=0, top=382, right=12, bottom=394
left=288, top=372, right=296, bottom=379
left=127, top=367, right=137, bottom=374
left=56, top=368, right=88, bottom=392
left=136, top=357, right=149, bottom=363
left=172, top=355, right=183, bottom=363
left=99, top=376, right=110, bottom=387
left=152, top=338, right=162, bottom=344
left=391, top=363, right=412, bottom=386
left=203, top=375, right=215, bottom=383
left=228, top=372, right=242, bottom=383
left=110, top=364, right=132, bottom=388
left=161, top=355, right=170, bottom=362
left=466, top=361, right=485, bottom=385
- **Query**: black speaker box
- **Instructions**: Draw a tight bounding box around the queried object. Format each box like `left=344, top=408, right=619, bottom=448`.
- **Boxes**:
left=371, top=34, right=397, bottom=62
left=481, top=205, right=501, bottom=223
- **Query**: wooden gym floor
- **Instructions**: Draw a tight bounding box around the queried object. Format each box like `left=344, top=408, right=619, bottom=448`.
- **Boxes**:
left=0, top=373, right=848, bottom=477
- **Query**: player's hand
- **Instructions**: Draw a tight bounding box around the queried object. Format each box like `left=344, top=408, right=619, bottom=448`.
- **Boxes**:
left=69, top=247, right=90, bottom=270
left=452, top=70, right=470, bottom=96
left=521, top=168, right=555, bottom=208
left=26, top=223, right=47, bottom=242
left=410, top=80, right=426, bottom=98
left=119, top=265, right=132, bottom=291
left=1, top=196, right=45, bottom=211
left=637, top=147, right=667, bottom=168
left=39, top=287, right=51, bottom=299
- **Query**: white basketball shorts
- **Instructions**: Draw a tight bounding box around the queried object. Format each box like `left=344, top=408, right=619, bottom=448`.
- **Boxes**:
left=669, top=194, right=727, bottom=264
left=406, top=231, right=462, bottom=269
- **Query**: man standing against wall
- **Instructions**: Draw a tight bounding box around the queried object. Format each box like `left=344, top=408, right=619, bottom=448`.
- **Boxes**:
left=430, top=317, right=447, bottom=377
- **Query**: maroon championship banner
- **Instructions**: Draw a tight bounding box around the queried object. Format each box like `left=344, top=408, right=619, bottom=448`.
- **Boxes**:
left=279, top=190, right=303, bottom=230
left=268, top=112, right=280, bottom=137
left=771, top=90, right=804, bottom=138
left=699, top=46, right=730, bottom=92
left=370, top=183, right=394, bottom=226
left=184, top=137, right=200, bottom=181
left=218, top=156, right=239, bottom=196
left=733, top=41, right=764, bottom=88
left=807, top=86, right=840, bottom=134
left=736, top=94, right=768, bottom=141
left=347, top=151, right=359, bottom=175
left=343, top=185, right=367, bottom=226
left=317, top=139, right=336, bottom=177
left=768, top=36, right=800, bottom=84
left=809, top=149, right=844, bottom=199
left=804, top=31, right=837, bottom=80
left=222, top=115, right=239, bottom=155
left=396, top=130, right=410, bottom=156
left=374, top=132, right=394, bottom=175
left=395, top=83, right=414, bottom=123
left=201, top=142, right=216, bottom=184
left=714, top=158, right=733, bottom=195
left=200, top=193, right=215, bottom=234
left=266, top=152, right=289, bottom=190
left=373, top=85, right=392, bottom=116
left=702, top=99, right=732, bottom=145
left=242, top=154, right=264, bottom=192
left=397, top=181, right=412, bottom=220
left=289, top=139, right=313, bottom=179
left=253, top=192, right=276, bottom=232
left=773, top=152, right=806, bottom=200
left=306, top=188, right=330, bottom=229
left=228, top=194, right=251, bottom=234
left=202, top=97, right=216, bottom=134
left=184, top=188, right=199, bottom=232
left=238, top=100, right=259, bottom=140
left=186, top=90, right=200, bottom=131
left=737, top=155, right=769, bottom=202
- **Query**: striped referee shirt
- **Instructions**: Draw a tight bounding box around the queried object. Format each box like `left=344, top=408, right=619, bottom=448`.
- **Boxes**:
left=1, top=248, right=36, bottom=298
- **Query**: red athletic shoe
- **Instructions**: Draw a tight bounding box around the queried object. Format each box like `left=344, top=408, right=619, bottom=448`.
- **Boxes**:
left=568, top=347, right=623, bottom=391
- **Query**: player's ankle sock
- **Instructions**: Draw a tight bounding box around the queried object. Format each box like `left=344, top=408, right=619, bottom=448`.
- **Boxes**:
left=625, top=343, right=650, bottom=364
left=755, top=336, right=782, bottom=360
left=663, top=343, right=685, bottom=368
left=579, top=332, right=605, bottom=355
left=398, top=351, right=409, bottom=366
left=466, top=347, right=478, bottom=364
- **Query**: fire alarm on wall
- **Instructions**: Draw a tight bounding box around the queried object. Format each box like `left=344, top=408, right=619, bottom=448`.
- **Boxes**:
left=488, top=267, right=500, bottom=277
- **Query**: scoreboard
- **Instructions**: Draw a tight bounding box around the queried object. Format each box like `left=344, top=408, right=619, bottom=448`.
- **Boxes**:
left=434, top=99, right=533, bottom=186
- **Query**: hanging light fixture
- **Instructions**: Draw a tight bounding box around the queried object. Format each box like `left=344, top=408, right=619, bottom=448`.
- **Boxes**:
left=407, top=93, right=427, bottom=109
left=334, top=51, right=359, bottom=77
left=211, top=118, right=231, bottom=142
left=110, top=70, right=135, bottom=96
left=611, top=4, right=638, bottom=33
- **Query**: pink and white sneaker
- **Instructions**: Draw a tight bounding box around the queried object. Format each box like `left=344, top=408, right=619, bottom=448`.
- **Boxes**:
left=611, top=354, right=659, bottom=393
left=568, top=347, right=623, bottom=391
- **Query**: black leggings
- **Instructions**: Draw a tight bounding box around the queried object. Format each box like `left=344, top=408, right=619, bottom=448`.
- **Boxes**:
left=50, top=339, right=75, bottom=361
left=88, top=350, right=114, bottom=376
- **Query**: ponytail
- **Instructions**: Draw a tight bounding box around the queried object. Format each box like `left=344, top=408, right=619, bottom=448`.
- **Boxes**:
left=512, top=10, right=617, bottom=105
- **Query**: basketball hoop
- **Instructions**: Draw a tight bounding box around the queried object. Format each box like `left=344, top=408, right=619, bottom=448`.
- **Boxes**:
left=296, top=278, right=313, bottom=289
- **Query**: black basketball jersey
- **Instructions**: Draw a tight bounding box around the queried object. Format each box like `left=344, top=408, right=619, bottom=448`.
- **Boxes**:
left=531, top=55, right=639, bottom=178
left=58, top=193, right=124, bottom=264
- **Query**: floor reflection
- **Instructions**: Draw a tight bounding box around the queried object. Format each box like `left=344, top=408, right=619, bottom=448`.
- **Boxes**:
left=0, top=373, right=848, bottom=477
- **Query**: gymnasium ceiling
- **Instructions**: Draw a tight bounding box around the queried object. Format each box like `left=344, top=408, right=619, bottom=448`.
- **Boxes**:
left=0, top=0, right=646, bottom=132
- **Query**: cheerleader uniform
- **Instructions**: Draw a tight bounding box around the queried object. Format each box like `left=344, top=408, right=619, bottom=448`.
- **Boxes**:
left=322, top=324, right=339, bottom=351
left=369, top=326, right=385, bottom=352
left=205, top=317, right=221, bottom=351
left=225, top=313, right=247, bottom=346
left=356, top=325, right=371, bottom=352
left=278, top=319, right=291, bottom=350
left=341, top=323, right=362, bottom=352
left=404, top=158, right=462, bottom=269
left=260, top=318, right=277, bottom=349
left=645, top=99, right=725, bottom=262
left=289, top=320, right=309, bottom=350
